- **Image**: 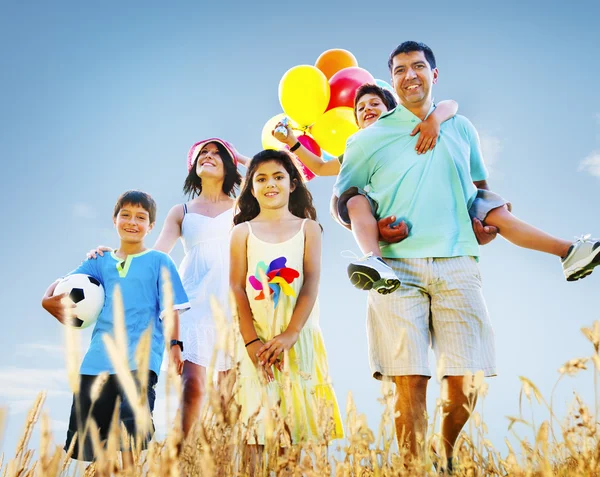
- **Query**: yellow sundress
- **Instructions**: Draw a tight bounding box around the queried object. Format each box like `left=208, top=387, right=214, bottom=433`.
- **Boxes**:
left=235, top=219, right=343, bottom=444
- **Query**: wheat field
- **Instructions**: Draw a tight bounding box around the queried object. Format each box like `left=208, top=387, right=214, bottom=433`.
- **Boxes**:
left=3, top=281, right=600, bottom=476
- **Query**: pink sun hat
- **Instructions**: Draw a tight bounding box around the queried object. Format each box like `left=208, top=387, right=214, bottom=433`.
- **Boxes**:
left=187, top=138, right=239, bottom=172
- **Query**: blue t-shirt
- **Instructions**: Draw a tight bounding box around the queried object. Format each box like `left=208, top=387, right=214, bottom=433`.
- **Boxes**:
left=70, top=249, right=190, bottom=375
left=333, top=105, right=488, bottom=259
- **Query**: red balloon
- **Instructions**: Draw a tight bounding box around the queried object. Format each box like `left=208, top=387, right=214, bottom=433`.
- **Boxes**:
left=286, top=134, right=318, bottom=181
left=327, top=67, right=375, bottom=110
left=297, top=134, right=321, bottom=156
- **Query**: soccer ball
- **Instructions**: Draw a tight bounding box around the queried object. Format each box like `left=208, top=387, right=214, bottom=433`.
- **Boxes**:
left=53, top=274, right=105, bottom=329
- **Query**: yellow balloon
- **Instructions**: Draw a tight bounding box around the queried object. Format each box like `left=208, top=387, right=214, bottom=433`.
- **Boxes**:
left=261, top=113, right=301, bottom=150
left=278, top=65, right=330, bottom=127
left=311, top=107, right=359, bottom=156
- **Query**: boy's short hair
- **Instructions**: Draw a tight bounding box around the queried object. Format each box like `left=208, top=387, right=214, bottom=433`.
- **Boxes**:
left=113, top=190, right=157, bottom=224
left=353, top=83, right=398, bottom=123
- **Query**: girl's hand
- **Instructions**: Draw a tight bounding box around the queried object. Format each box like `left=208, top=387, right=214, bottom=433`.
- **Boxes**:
left=42, top=293, right=75, bottom=324
left=272, top=122, right=297, bottom=147
left=257, top=330, right=299, bottom=367
left=410, top=117, right=441, bottom=155
left=169, top=346, right=184, bottom=375
left=246, top=340, right=275, bottom=382
left=87, top=245, right=113, bottom=260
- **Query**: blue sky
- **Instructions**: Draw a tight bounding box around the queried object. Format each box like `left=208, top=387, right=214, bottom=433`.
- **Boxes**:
left=1, top=0, right=600, bottom=461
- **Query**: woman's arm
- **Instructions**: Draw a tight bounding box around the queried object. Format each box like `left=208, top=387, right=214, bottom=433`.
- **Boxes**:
left=273, top=122, right=340, bottom=176
left=411, top=99, right=459, bottom=154
left=236, top=153, right=251, bottom=167
left=257, top=220, right=321, bottom=366
left=153, top=204, right=184, bottom=253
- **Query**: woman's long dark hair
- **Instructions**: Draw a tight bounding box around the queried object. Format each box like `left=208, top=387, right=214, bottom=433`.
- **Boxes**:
left=233, top=149, right=319, bottom=225
left=183, top=142, right=242, bottom=198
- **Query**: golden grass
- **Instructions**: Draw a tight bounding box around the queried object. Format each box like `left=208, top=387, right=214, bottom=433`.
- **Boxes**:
left=4, top=276, right=600, bottom=475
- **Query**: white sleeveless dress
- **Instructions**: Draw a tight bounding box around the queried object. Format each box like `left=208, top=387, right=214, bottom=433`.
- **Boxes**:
left=178, top=205, right=234, bottom=371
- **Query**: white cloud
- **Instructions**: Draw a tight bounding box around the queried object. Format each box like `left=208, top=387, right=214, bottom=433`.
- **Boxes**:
left=479, top=133, right=502, bottom=170
left=72, top=203, right=97, bottom=219
left=578, top=151, right=600, bottom=178
left=15, top=343, right=65, bottom=359
left=0, top=367, right=70, bottom=415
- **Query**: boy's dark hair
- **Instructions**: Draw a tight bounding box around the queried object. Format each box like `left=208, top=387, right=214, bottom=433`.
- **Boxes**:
left=387, top=41, right=436, bottom=71
left=353, top=83, right=398, bottom=123
left=113, top=190, right=157, bottom=224
left=233, top=149, right=319, bottom=226
left=183, top=141, right=242, bottom=198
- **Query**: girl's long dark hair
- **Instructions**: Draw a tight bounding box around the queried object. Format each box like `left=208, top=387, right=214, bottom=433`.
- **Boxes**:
left=183, top=142, right=242, bottom=198
left=233, top=149, right=319, bottom=225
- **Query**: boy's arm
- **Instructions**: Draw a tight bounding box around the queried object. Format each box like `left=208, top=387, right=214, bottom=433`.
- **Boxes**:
left=273, top=122, right=340, bottom=176
left=167, top=310, right=183, bottom=375
left=411, top=99, right=459, bottom=154
left=159, top=256, right=189, bottom=375
left=41, top=279, right=74, bottom=324
left=42, top=258, right=100, bottom=324
left=153, top=205, right=184, bottom=254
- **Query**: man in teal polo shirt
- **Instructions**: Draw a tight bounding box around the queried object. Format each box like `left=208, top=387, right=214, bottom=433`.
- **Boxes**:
left=333, top=41, right=495, bottom=470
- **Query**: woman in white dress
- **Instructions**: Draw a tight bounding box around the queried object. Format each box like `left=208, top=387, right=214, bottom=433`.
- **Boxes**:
left=154, top=138, right=245, bottom=435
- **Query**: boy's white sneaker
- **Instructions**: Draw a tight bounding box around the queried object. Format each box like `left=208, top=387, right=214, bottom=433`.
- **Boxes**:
left=562, top=234, right=600, bottom=281
left=347, top=254, right=401, bottom=294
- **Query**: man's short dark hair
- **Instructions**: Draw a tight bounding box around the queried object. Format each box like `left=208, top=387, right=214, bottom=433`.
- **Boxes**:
left=113, top=190, right=157, bottom=224
left=388, top=41, right=436, bottom=71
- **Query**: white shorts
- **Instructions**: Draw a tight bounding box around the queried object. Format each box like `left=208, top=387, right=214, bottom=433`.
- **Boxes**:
left=366, top=256, right=496, bottom=379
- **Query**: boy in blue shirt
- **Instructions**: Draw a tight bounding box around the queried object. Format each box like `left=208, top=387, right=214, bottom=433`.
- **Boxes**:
left=42, top=190, right=190, bottom=463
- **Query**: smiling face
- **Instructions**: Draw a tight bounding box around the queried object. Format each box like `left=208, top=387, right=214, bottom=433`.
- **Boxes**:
left=251, top=160, right=295, bottom=211
left=113, top=203, right=154, bottom=244
left=391, top=50, right=438, bottom=108
left=355, top=93, right=389, bottom=129
left=195, top=142, right=225, bottom=180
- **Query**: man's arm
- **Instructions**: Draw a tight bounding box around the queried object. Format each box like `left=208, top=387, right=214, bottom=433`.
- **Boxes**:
left=464, top=119, right=498, bottom=245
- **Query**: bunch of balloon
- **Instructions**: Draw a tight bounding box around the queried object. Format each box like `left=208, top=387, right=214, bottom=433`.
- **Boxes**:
left=312, top=49, right=375, bottom=156
left=262, top=48, right=377, bottom=180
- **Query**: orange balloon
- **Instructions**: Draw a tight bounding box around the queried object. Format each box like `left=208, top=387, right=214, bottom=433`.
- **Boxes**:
left=315, top=49, right=358, bottom=80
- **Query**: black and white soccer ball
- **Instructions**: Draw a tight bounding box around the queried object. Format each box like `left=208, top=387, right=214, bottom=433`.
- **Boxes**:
left=53, top=274, right=105, bottom=329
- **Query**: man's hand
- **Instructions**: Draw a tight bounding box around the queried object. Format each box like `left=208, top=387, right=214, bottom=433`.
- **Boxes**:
left=472, top=218, right=498, bottom=245
left=378, top=216, right=409, bottom=243
left=169, top=345, right=184, bottom=375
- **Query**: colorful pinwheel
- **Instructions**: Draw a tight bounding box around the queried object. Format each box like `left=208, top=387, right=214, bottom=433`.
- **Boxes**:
left=248, top=256, right=300, bottom=309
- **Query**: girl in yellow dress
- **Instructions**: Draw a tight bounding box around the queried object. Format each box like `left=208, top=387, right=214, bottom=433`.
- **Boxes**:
left=229, top=149, right=343, bottom=447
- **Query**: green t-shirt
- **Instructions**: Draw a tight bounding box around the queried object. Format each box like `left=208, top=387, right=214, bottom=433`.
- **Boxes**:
left=333, top=105, right=488, bottom=259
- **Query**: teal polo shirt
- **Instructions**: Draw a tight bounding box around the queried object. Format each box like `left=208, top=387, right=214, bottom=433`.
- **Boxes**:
left=333, top=105, right=488, bottom=259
